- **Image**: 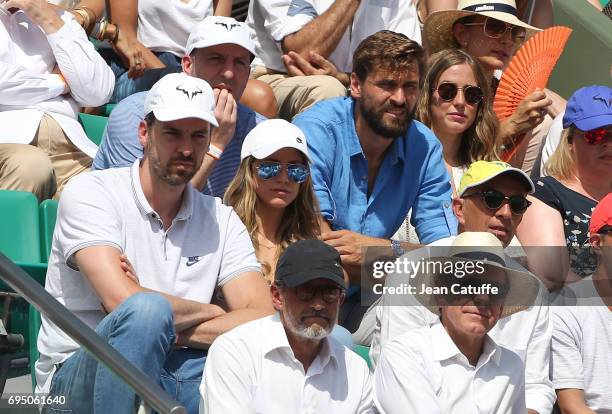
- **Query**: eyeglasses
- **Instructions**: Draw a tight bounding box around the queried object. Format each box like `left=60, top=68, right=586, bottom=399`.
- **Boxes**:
left=579, top=127, right=612, bottom=145
left=463, top=189, right=532, bottom=215
left=255, top=161, right=310, bottom=183
left=462, top=17, right=527, bottom=45
left=293, top=284, right=344, bottom=303
left=433, top=82, right=484, bottom=105
left=598, top=225, right=612, bottom=235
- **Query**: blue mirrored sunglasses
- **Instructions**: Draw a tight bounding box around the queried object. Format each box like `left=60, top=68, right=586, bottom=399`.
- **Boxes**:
left=256, top=161, right=310, bottom=183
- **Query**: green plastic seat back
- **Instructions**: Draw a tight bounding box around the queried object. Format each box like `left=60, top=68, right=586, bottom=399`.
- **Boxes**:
left=39, top=199, right=59, bottom=263
left=78, top=113, right=108, bottom=146
left=0, top=190, right=41, bottom=263
left=353, top=344, right=372, bottom=369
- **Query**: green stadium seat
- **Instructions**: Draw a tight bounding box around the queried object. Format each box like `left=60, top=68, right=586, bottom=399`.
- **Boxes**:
left=353, top=344, right=372, bottom=369
left=39, top=199, right=59, bottom=263
left=78, top=113, right=109, bottom=146
left=0, top=190, right=41, bottom=263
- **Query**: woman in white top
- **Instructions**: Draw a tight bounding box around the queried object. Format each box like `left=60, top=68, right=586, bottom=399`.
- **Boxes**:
left=394, top=49, right=500, bottom=242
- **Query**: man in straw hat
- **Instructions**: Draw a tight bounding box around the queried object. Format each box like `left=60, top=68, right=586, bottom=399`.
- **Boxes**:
left=551, top=193, right=612, bottom=413
left=423, top=0, right=557, bottom=174
left=374, top=231, right=539, bottom=413
left=369, top=160, right=555, bottom=413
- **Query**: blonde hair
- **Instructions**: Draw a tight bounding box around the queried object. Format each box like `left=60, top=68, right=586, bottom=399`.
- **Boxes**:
left=544, top=126, right=577, bottom=181
left=223, top=156, right=321, bottom=278
left=415, top=49, right=500, bottom=166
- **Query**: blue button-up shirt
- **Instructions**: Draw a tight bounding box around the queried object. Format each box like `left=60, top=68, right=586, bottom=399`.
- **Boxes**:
left=293, top=97, right=456, bottom=244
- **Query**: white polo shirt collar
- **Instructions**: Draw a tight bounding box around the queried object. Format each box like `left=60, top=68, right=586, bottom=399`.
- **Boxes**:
left=262, top=313, right=339, bottom=374
left=430, top=321, right=502, bottom=368
left=130, top=159, right=194, bottom=222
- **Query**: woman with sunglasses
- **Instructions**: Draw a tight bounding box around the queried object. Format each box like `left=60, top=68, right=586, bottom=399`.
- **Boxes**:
left=517, top=86, right=612, bottom=289
left=393, top=49, right=499, bottom=242
left=224, top=119, right=321, bottom=283
left=423, top=0, right=557, bottom=173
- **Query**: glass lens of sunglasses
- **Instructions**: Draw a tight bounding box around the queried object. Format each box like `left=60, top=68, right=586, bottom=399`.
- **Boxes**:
left=584, top=128, right=611, bottom=144
left=508, top=197, right=530, bottom=214
left=257, top=162, right=281, bottom=179
left=437, top=83, right=458, bottom=100
left=511, top=26, right=526, bottom=41
left=287, top=165, right=309, bottom=183
left=482, top=191, right=505, bottom=208
left=484, top=18, right=508, bottom=37
left=464, top=86, right=483, bottom=104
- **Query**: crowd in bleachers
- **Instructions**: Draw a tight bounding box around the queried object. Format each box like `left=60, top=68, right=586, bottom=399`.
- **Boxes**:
left=1, top=0, right=611, bottom=413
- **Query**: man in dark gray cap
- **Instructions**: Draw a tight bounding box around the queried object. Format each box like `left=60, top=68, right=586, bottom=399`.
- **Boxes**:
left=200, top=240, right=373, bottom=413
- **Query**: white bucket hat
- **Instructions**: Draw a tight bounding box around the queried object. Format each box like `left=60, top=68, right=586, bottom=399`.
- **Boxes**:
left=240, top=119, right=311, bottom=162
left=424, top=0, right=541, bottom=54
left=411, top=232, right=540, bottom=318
left=144, top=73, right=218, bottom=126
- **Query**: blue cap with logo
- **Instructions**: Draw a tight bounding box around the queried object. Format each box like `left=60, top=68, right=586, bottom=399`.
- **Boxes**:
left=562, top=85, right=612, bottom=130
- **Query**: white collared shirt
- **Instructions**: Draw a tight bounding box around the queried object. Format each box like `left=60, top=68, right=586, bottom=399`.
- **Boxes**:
left=0, top=8, right=114, bottom=157
left=374, top=322, right=526, bottom=414
left=36, top=160, right=260, bottom=393
left=370, top=236, right=555, bottom=414
left=200, top=313, right=374, bottom=413
left=246, top=0, right=421, bottom=73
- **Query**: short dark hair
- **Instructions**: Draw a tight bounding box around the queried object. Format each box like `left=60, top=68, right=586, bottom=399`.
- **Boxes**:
left=352, top=30, right=425, bottom=83
left=144, top=112, right=156, bottom=128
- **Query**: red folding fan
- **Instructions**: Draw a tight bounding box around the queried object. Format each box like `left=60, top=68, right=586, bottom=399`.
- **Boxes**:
left=493, top=26, right=573, bottom=160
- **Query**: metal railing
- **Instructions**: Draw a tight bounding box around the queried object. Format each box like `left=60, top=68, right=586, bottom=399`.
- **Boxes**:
left=0, top=253, right=186, bottom=414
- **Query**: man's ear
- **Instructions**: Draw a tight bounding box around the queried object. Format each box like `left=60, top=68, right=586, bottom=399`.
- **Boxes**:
left=182, top=55, right=194, bottom=75
left=350, top=73, right=362, bottom=99
left=271, top=284, right=284, bottom=312
left=590, top=233, right=603, bottom=253
left=452, top=197, right=466, bottom=226
left=138, top=120, right=149, bottom=149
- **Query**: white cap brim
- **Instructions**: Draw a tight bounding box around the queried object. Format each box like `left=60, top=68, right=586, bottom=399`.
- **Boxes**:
left=152, top=107, right=219, bottom=127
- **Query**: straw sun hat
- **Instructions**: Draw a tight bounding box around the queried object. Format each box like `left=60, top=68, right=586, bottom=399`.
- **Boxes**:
left=424, top=0, right=541, bottom=53
left=411, top=232, right=540, bottom=318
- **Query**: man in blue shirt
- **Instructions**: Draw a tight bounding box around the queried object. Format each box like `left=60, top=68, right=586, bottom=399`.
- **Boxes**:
left=293, top=31, right=456, bottom=285
left=93, top=16, right=265, bottom=197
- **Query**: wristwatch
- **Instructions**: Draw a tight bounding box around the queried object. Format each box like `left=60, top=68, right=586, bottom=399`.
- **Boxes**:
left=390, top=240, right=406, bottom=257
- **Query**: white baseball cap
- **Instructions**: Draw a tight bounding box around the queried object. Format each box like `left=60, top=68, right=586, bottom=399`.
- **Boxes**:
left=186, top=16, right=256, bottom=56
left=144, top=73, right=218, bottom=127
left=240, top=119, right=311, bottom=162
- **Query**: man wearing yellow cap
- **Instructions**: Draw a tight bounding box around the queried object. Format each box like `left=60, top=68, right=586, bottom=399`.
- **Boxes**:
left=369, top=160, right=555, bottom=414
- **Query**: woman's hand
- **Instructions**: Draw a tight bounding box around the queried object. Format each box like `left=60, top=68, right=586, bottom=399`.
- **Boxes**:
left=500, top=89, right=553, bottom=140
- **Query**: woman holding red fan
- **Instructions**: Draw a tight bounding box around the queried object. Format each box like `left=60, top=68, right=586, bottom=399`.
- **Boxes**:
left=423, top=0, right=557, bottom=173
left=517, top=85, right=612, bottom=289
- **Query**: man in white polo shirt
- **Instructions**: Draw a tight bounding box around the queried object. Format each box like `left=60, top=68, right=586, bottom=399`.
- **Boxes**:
left=552, top=193, right=612, bottom=412
left=200, top=239, right=373, bottom=413
left=36, top=73, right=273, bottom=414
left=374, top=232, right=539, bottom=413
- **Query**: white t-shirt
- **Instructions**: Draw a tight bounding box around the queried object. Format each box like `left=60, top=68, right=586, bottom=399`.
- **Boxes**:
left=551, top=277, right=612, bottom=413
left=36, top=160, right=260, bottom=393
left=539, top=110, right=564, bottom=176
left=201, top=313, right=373, bottom=413
left=247, top=0, right=421, bottom=73
left=370, top=236, right=556, bottom=414
left=374, top=321, right=526, bottom=414
left=137, top=0, right=214, bottom=57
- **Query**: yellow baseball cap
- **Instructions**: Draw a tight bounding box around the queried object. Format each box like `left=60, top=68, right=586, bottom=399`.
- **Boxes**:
left=458, top=161, right=535, bottom=197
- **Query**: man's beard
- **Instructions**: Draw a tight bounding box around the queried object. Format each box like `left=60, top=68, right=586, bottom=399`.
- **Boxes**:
left=147, top=145, right=197, bottom=187
left=359, top=100, right=413, bottom=139
left=283, top=309, right=334, bottom=340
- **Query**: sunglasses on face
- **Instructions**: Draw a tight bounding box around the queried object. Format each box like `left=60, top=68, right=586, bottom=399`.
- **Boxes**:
left=433, top=82, right=484, bottom=105
left=578, top=127, right=612, bottom=145
left=462, top=17, right=527, bottom=45
left=598, top=225, right=612, bottom=235
left=463, top=189, right=532, bottom=215
left=255, top=161, right=310, bottom=183
left=294, top=284, right=344, bottom=303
